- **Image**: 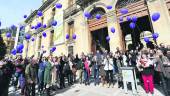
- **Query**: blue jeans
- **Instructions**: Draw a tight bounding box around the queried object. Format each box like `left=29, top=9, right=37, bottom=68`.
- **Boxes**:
left=84, top=69, right=89, bottom=85
left=38, top=69, right=44, bottom=91
left=94, top=69, right=99, bottom=85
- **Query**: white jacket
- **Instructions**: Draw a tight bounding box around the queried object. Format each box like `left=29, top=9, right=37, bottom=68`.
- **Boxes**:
left=103, top=58, right=114, bottom=70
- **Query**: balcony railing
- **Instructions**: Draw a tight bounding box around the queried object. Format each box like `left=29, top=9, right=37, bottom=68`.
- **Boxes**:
left=116, top=0, right=142, bottom=9
left=64, top=4, right=80, bottom=19
left=76, top=0, right=99, bottom=9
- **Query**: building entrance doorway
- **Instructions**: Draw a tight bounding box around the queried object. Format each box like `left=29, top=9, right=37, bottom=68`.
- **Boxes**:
left=116, top=0, right=155, bottom=50
left=120, top=16, right=154, bottom=50
left=91, top=27, right=110, bottom=53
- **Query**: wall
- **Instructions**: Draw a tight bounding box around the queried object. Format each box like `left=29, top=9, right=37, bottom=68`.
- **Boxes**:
left=147, top=0, right=170, bottom=45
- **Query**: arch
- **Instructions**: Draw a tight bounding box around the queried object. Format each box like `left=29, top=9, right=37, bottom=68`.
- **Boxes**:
left=89, top=7, right=106, bottom=19
left=84, top=2, right=108, bottom=15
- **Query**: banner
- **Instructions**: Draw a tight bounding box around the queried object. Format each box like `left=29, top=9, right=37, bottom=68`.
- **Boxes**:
left=53, top=10, right=64, bottom=45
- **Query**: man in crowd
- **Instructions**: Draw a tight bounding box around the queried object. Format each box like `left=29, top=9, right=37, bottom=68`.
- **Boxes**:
left=25, top=57, right=38, bottom=96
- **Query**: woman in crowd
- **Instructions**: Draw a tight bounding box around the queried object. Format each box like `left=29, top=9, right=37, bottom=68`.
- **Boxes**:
left=38, top=54, right=45, bottom=94
left=115, top=52, right=123, bottom=88
left=44, top=57, right=52, bottom=95
left=100, top=55, right=106, bottom=87
left=59, top=56, right=66, bottom=89
left=92, top=55, right=100, bottom=86
left=103, top=54, right=114, bottom=88
left=83, top=56, right=90, bottom=85
left=56, top=57, right=60, bottom=88
left=137, top=50, right=155, bottom=96
left=50, top=57, right=57, bottom=90
left=14, top=55, right=24, bottom=90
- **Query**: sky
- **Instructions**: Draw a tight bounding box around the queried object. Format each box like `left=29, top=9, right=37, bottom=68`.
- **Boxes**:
left=0, top=0, right=42, bottom=28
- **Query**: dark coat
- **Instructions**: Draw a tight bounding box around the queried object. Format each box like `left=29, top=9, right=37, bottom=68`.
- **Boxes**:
left=155, top=56, right=170, bottom=78
left=25, top=64, right=38, bottom=83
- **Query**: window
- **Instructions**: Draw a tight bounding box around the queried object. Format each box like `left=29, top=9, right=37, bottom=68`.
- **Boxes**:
left=68, top=22, right=74, bottom=41
left=68, top=46, right=73, bottom=55
left=50, top=30, right=54, bottom=46
left=41, top=17, right=44, bottom=25
left=52, top=7, right=55, bottom=16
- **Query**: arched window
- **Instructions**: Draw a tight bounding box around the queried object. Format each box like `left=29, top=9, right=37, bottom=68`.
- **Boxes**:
left=116, top=0, right=141, bottom=9
left=89, top=7, right=106, bottom=19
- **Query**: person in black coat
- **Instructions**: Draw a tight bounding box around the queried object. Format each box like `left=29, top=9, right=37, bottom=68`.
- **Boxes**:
left=59, top=56, right=65, bottom=89
left=0, top=58, right=15, bottom=96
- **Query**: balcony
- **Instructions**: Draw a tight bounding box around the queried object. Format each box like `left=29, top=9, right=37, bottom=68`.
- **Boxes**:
left=76, top=0, right=99, bottom=9
left=116, top=0, right=142, bottom=9
left=64, top=4, right=80, bottom=19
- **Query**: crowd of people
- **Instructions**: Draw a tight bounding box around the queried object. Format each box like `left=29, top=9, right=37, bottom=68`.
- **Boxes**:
left=0, top=43, right=170, bottom=96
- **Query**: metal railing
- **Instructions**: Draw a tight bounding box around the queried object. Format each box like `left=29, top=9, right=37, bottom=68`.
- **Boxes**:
left=64, top=3, right=79, bottom=19
left=76, top=0, right=99, bottom=9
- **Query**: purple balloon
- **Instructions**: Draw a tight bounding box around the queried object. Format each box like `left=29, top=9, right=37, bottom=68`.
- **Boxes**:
left=132, top=16, right=138, bottom=22
left=11, top=25, right=16, bottom=30
left=120, top=8, right=128, bottom=14
left=72, top=34, right=76, bottom=40
left=11, top=49, right=17, bottom=55
left=129, top=22, right=136, bottom=29
left=42, top=45, right=44, bottom=48
left=31, top=38, right=35, bottom=41
left=127, top=16, right=131, bottom=21
left=66, top=34, right=70, bottom=39
left=106, top=5, right=112, bottom=10
left=0, top=21, right=1, bottom=27
left=51, top=47, right=56, bottom=52
left=84, top=12, right=91, bottom=18
left=119, top=16, right=123, bottom=22
left=111, top=27, right=115, bottom=33
left=152, top=12, right=160, bottom=22
left=55, top=3, right=62, bottom=8
left=42, top=32, right=47, bottom=37
left=144, top=37, right=150, bottom=43
left=25, top=33, right=31, bottom=40
left=35, top=26, right=38, bottom=30
left=19, top=26, right=24, bottom=31
left=152, top=33, right=159, bottom=39
left=18, top=44, right=24, bottom=50
left=23, top=15, right=27, bottom=18
left=43, top=24, right=47, bottom=28
left=16, top=45, right=22, bottom=51
left=51, top=20, right=57, bottom=26
left=37, top=22, right=42, bottom=28
left=31, top=26, right=35, bottom=29
left=106, top=36, right=110, bottom=41
left=96, top=14, right=101, bottom=20
left=6, top=32, right=11, bottom=38
left=18, top=50, right=23, bottom=53
left=37, top=11, right=43, bottom=17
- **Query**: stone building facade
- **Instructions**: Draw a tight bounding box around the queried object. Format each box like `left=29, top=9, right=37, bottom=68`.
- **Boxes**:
left=23, top=0, right=170, bottom=58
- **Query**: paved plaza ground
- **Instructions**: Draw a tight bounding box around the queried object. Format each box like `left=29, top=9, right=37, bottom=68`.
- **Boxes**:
left=9, top=82, right=165, bottom=96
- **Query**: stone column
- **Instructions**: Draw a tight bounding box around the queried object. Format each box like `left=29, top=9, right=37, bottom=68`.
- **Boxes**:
left=147, top=0, right=170, bottom=45
left=107, top=12, right=125, bottom=52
